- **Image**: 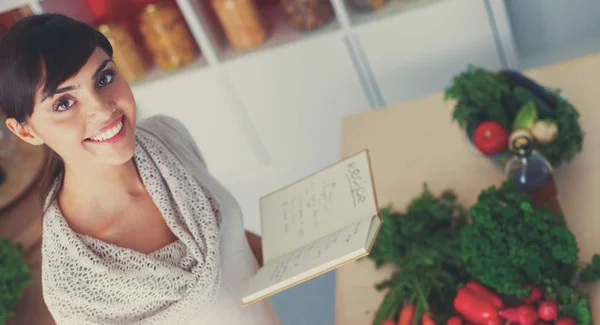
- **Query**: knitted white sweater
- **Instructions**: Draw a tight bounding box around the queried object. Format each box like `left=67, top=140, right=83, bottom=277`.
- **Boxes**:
left=41, top=115, right=281, bottom=324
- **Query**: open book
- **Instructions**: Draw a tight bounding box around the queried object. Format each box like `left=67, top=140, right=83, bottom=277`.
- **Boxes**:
left=242, top=150, right=382, bottom=305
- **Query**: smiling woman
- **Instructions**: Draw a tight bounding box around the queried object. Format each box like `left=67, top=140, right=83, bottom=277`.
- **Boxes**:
left=0, top=14, right=280, bottom=325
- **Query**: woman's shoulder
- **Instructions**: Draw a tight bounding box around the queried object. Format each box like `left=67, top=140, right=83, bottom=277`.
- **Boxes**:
left=137, top=114, right=207, bottom=166
left=137, top=114, right=186, bottom=137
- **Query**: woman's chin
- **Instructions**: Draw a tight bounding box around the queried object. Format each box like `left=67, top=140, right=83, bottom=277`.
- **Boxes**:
left=85, top=137, right=137, bottom=165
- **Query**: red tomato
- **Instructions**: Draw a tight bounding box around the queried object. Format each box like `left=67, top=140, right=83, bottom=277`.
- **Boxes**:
left=473, top=121, right=509, bottom=156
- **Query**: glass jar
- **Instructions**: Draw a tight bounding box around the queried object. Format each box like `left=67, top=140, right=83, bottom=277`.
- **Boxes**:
left=346, top=0, right=388, bottom=13
left=98, top=23, right=148, bottom=83
left=212, top=0, right=267, bottom=51
left=139, top=1, right=197, bottom=70
left=281, top=0, right=333, bottom=31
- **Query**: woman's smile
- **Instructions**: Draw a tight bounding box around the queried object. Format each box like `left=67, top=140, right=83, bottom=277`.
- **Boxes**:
left=85, top=115, right=127, bottom=144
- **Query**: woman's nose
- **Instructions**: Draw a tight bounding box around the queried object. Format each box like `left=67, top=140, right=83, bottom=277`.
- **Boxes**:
left=86, top=93, right=118, bottom=120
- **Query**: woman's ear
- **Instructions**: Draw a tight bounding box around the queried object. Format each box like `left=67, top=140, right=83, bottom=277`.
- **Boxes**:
left=5, top=118, right=44, bottom=145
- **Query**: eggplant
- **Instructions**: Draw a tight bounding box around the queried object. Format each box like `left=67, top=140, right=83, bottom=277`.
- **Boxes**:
left=499, top=69, right=557, bottom=110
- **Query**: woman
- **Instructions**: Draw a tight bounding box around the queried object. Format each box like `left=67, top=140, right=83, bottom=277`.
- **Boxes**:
left=0, top=14, right=281, bottom=325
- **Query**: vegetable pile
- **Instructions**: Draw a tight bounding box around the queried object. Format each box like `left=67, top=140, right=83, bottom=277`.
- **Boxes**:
left=369, top=185, right=470, bottom=325
left=0, top=237, right=32, bottom=324
left=370, top=181, right=600, bottom=325
left=444, top=65, right=583, bottom=167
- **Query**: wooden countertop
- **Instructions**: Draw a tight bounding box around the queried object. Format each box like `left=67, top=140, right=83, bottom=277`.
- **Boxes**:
left=337, top=53, right=600, bottom=324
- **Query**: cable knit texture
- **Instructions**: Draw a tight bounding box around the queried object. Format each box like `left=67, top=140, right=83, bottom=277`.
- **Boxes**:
left=41, top=115, right=281, bottom=325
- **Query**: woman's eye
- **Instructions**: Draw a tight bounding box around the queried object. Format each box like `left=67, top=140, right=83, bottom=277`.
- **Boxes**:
left=98, top=71, right=115, bottom=88
left=53, top=98, right=75, bottom=112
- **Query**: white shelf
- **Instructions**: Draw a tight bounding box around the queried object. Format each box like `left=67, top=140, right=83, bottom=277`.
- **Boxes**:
left=347, top=0, right=441, bottom=27
left=218, top=5, right=341, bottom=63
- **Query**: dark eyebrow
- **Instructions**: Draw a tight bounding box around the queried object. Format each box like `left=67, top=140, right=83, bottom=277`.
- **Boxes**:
left=41, top=59, right=114, bottom=103
left=41, top=85, right=79, bottom=102
left=93, top=59, right=113, bottom=80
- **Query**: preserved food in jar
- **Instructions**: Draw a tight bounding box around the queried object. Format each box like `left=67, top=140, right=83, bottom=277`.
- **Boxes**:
left=139, top=1, right=197, bottom=69
left=212, top=0, right=267, bottom=50
left=98, top=23, right=148, bottom=82
left=282, top=0, right=333, bottom=31
left=346, top=0, right=389, bottom=13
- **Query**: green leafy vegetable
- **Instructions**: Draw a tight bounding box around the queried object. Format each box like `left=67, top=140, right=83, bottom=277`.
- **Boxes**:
left=534, top=92, right=584, bottom=166
left=444, top=66, right=584, bottom=167
left=368, top=185, right=470, bottom=325
left=543, top=278, right=593, bottom=324
left=579, top=254, right=600, bottom=284
left=444, top=65, right=512, bottom=130
left=461, top=180, right=580, bottom=297
left=0, top=237, right=32, bottom=324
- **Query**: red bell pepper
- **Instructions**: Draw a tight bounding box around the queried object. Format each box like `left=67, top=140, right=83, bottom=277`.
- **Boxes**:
left=453, top=284, right=501, bottom=325
left=465, top=281, right=504, bottom=309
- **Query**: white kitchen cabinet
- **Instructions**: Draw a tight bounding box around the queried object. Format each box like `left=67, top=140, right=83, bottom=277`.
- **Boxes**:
left=223, top=34, right=370, bottom=169
left=354, top=0, right=504, bottom=105
left=132, top=67, right=262, bottom=182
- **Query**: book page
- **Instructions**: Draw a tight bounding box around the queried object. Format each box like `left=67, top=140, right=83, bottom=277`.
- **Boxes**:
left=243, top=216, right=377, bottom=305
left=260, top=150, right=377, bottom=264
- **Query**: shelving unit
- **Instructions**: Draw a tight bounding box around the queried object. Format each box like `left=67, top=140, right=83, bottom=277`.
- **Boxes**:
left=346, top=0, right=439, bottom=26
left=1, top=0, right=517, bottom=233
left=219, top=5, right=342, bottom=63
left=129, top=55, right=209, bottom=87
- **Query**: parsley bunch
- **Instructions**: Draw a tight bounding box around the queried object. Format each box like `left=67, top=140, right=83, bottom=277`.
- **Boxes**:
left=461, top=180, right=600, bottom=324
left=461, top=180, right=579, bottom=297
left=0, top=237, right=32, bottom=324
left=444, top=65, right=512, bottom=130
left=368, top=185, right=470, bottom=325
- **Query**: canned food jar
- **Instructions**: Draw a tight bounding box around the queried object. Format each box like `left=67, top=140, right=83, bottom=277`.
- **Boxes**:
left=212, top=0, right=267, bottom=50
left=98, top=23, right=148, bottom=82
left=139, top=1, right=197, bottom=70
left=282, top=0, right=333, bottom=31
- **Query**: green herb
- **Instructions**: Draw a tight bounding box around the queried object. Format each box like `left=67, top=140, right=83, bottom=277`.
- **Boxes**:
left=444, top=66, right=584, bottom=167
left=534, top=92, right=584, bottom=166
left=0, top=237, right=32, bottom=324
left=368, top=185, right=469, bottom=325
left=579, top=254, right=600, bottom=284
left=543, top=278, right=593, bottom=324
left=444, top=65, right=512, bottom=130
left=460, top=180, right=580, bottom=297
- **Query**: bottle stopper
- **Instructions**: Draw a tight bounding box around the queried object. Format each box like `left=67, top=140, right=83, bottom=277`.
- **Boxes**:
left=510, top=132, right=534, bottom=157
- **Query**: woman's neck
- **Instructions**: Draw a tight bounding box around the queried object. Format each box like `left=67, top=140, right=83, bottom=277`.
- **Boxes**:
left=61, top=158, right=147, bottom=208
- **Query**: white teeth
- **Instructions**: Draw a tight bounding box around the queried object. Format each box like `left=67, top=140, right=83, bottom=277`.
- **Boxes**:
left=90, top=121, right=123, bottom=141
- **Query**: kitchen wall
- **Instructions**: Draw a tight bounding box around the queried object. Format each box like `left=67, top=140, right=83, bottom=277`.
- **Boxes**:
left=505, top=0, right=600, bottom=69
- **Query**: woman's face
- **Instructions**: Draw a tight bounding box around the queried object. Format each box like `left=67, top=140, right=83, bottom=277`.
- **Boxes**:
left=8, top=47, right=137, bottom=167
